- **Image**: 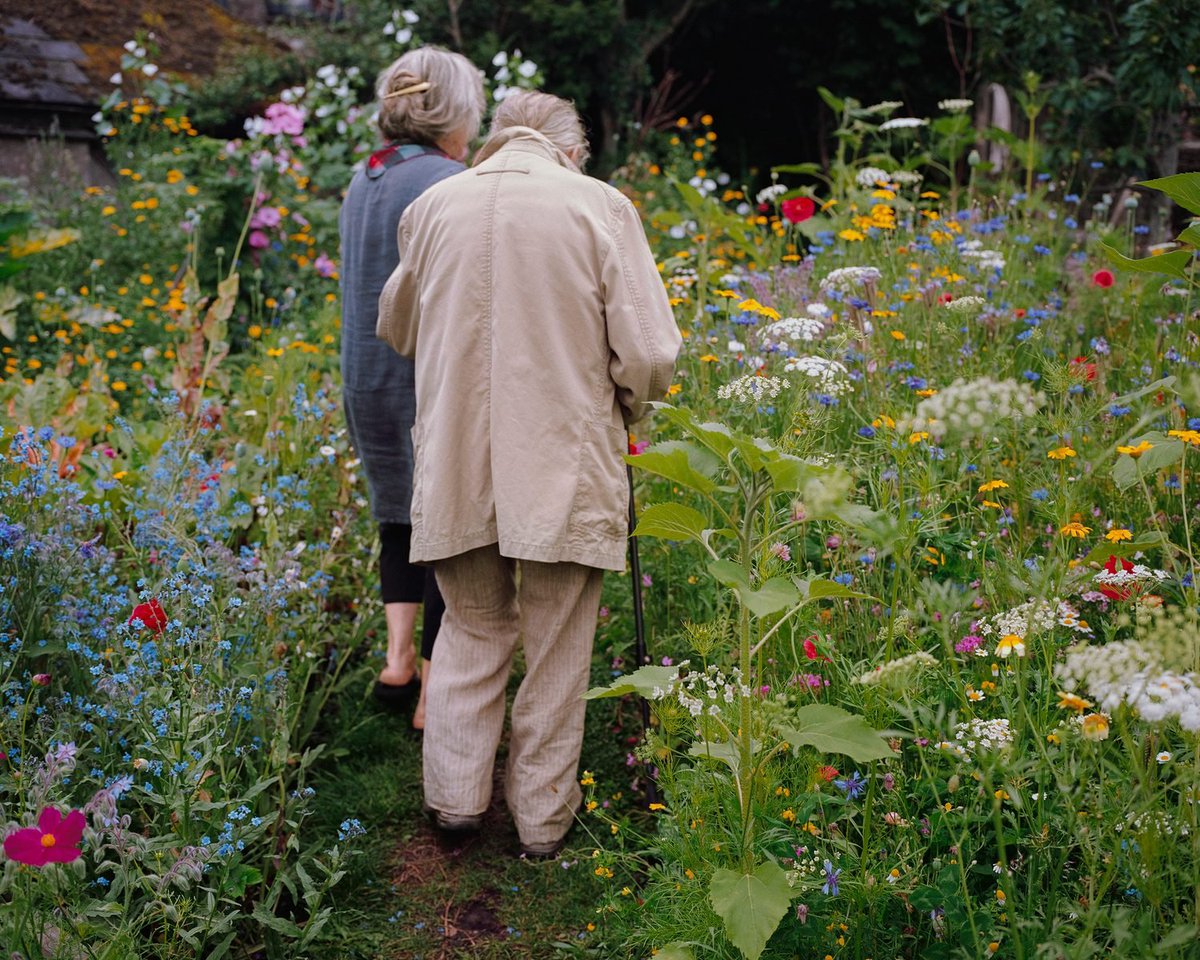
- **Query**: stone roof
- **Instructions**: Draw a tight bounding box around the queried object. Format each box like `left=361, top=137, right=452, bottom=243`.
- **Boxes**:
left=0, top=18, right=95, bottom=107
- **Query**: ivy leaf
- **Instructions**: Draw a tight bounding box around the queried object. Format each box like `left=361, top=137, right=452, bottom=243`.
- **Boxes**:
left=708, top=862, right=792, bottom=960
left=776, top=704, right=893, bottom=762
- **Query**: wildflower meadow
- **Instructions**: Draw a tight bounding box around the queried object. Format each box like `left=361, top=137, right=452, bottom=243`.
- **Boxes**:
left=3, top=8, right=1200, bottom=960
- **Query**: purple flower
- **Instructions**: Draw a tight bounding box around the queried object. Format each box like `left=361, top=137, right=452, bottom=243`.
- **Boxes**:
left=833, top=771, right=866, bottom=800
left=822, top=859, right=841, bottom=896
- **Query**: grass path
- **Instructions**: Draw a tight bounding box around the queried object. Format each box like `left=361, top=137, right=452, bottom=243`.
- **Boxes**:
left=309, top=678, right=620, bottom=959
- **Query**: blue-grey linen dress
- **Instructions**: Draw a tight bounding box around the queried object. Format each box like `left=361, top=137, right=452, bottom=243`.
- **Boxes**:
left=339, top=147, right=464, bottom=523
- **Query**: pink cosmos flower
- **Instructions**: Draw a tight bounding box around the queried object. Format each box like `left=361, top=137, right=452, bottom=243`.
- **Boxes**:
left=4, top=807, right=85, bottom=866
left=248, top=230, right=270, bottom=250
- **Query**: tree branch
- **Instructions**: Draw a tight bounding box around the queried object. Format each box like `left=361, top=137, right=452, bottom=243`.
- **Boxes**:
left=640, top=0, right=701, bottom=59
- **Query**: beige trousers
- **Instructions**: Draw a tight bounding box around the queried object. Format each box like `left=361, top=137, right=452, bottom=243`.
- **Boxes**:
left=423, top=544, right=605, bottom=846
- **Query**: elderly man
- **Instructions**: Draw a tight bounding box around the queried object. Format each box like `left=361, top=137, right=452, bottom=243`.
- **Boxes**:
left=378, top=90, right=681, bottom=857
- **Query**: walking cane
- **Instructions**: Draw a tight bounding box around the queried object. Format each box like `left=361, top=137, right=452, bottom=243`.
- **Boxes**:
left=626, top=458, right=660, bottom=807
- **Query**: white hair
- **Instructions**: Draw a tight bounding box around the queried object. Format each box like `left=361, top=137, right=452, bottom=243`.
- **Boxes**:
left=483, top=90, right=591, bottom=169
left=376, top=46, right=485, bottom=147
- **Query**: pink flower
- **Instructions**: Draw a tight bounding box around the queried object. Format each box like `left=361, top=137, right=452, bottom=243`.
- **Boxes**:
left=260, top=102, right=305, bottom=138
left=248, top=230, right=270, bottom=250
left=31, top=673, right=51, bottom=687
left=314, top=253, right=337, bottom=278
left=250, top=206, right=281, bottom=230
left=3, top=807, right=85, bottom=866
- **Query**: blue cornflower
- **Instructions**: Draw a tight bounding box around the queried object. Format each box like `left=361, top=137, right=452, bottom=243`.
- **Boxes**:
left=822, top=860, right=841, bottom=896
left=834, top=771, right=866, bottom=799
left=1031, top=488, right=1049, bottom=501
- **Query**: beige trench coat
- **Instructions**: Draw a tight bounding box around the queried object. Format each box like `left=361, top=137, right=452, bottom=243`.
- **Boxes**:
left=377, top=127, right=682, bottom=571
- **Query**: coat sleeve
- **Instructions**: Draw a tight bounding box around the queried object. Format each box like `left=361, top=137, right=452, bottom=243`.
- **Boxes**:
left=601, top=195, right=683, bottom=425
left=376, top=209, right=419, bottom=358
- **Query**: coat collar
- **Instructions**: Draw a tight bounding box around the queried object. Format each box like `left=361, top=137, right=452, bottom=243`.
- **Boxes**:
left=472, top=126, right=580, bottom=173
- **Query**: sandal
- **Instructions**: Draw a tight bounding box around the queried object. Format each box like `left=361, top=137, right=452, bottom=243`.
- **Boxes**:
left=372, top=675, right=421, bottom=710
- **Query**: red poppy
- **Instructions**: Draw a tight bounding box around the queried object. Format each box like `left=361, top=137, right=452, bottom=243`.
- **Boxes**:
left=1092, top=269, right=1115, bottom=288
left=1070, top=356, right=1097, bottom=381
left=3, top=807, right=85, bottom=866
left=938, top=293, right=954, bottom=304
left=1099, top=554, right=1135, bottom=602
left=817, top=765, right=839, bottom=782
left=803, top=637, right=831, bottom=662
left=781, top=196, right=816, bottom=224
left=129, top=599, right=168, bottom=635
left=627, top=439, right=649, bottom=456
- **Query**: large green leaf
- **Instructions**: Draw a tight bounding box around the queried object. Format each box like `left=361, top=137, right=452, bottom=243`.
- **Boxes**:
left=776, top=703, right=893, bottom=762
left=1081, top=533, right=1173, bottom=566
left=688, top=737, right=760, bottom=773
left=583, top=664, right=678, bottom=701
left=1112, top=435, right=1185, bottom=491
left=764, top=454, right=819, bottom=492
left=654, top=945, right=696, bottom=960
left=1109, top=376, right=1175, bottom=406
left=1140, top=173, right=1200, bottom=216
left=709, top=862, right=793, bottom=960
left=1100, top=241, right=1192, bottom=281
left=771, top=162, right=823, bottom=176
left=652, top=438, right=724, bottom=478
left=1178, top=223, right=1200, bottom=248
left=633, top=503, right=711, bottom=544
left=627, top=446, right=717, bottom=494
left=709, top=559, right=750, bottom=590
left=740, top=577, right=800, bottom=618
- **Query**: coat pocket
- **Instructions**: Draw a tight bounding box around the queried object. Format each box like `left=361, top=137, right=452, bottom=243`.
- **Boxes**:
left=571, top=420, right=629, bottom=545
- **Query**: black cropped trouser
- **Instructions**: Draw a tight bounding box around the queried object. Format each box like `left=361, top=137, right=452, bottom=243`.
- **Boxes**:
left=378, top=522, right=445, bottom=661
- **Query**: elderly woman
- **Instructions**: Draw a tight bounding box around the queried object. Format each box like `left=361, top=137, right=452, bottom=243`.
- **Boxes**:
left=378, top=91, right=681, bottom=856
left=340, top=47, right=484, bottom=728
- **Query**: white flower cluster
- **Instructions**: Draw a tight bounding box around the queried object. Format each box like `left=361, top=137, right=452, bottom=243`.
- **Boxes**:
left=756, top=183, right=788, bottom=205
left=717, top=375, right=789, bottom=403
left=879, top=117, right=928, bottom=131
left=856, top=167, right=892, bottom=188
left=1095, top=564, right=1169, bottom=589
left=819, top=266, right=882, bottom=297
left=888, top=169, right=924, bottom=185
left=899, top=376, right=1042, bottom=440
left=959, top=240, right=1006, bottom=272
left=765, top=317, right=825, bottom=343
left=806, top=302, right=832, bottom=319
left=943, top=295, right=987, bottom=316
left=977, top=597, right=1089, bottom=639
left=650, top=663, right=752, bottom=718
left=1057, top=641, right=1200, bottom=732
left=938, top=98, right=975, bottom=113
left=668, top=268, right=698, bottom=290
left=856, top=651, right=939, bottom=687
left=382, top=8, right=420, bottom=44
left=938, top=718, right=1013, bottom=759
left=784, top=356, right=853, bottom=396
left=1113, top=810, right=1189, bottom=838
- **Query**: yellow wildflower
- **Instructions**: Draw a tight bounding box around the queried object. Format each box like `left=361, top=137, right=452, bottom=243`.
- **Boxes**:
left=1105, top=528, right=1132, bottom=542
left=1047, top=446, right=1076, bottom=460
left=1059, top=521, right=1091, bottom=538
left=1117, top=440, right=1153, bottom=458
